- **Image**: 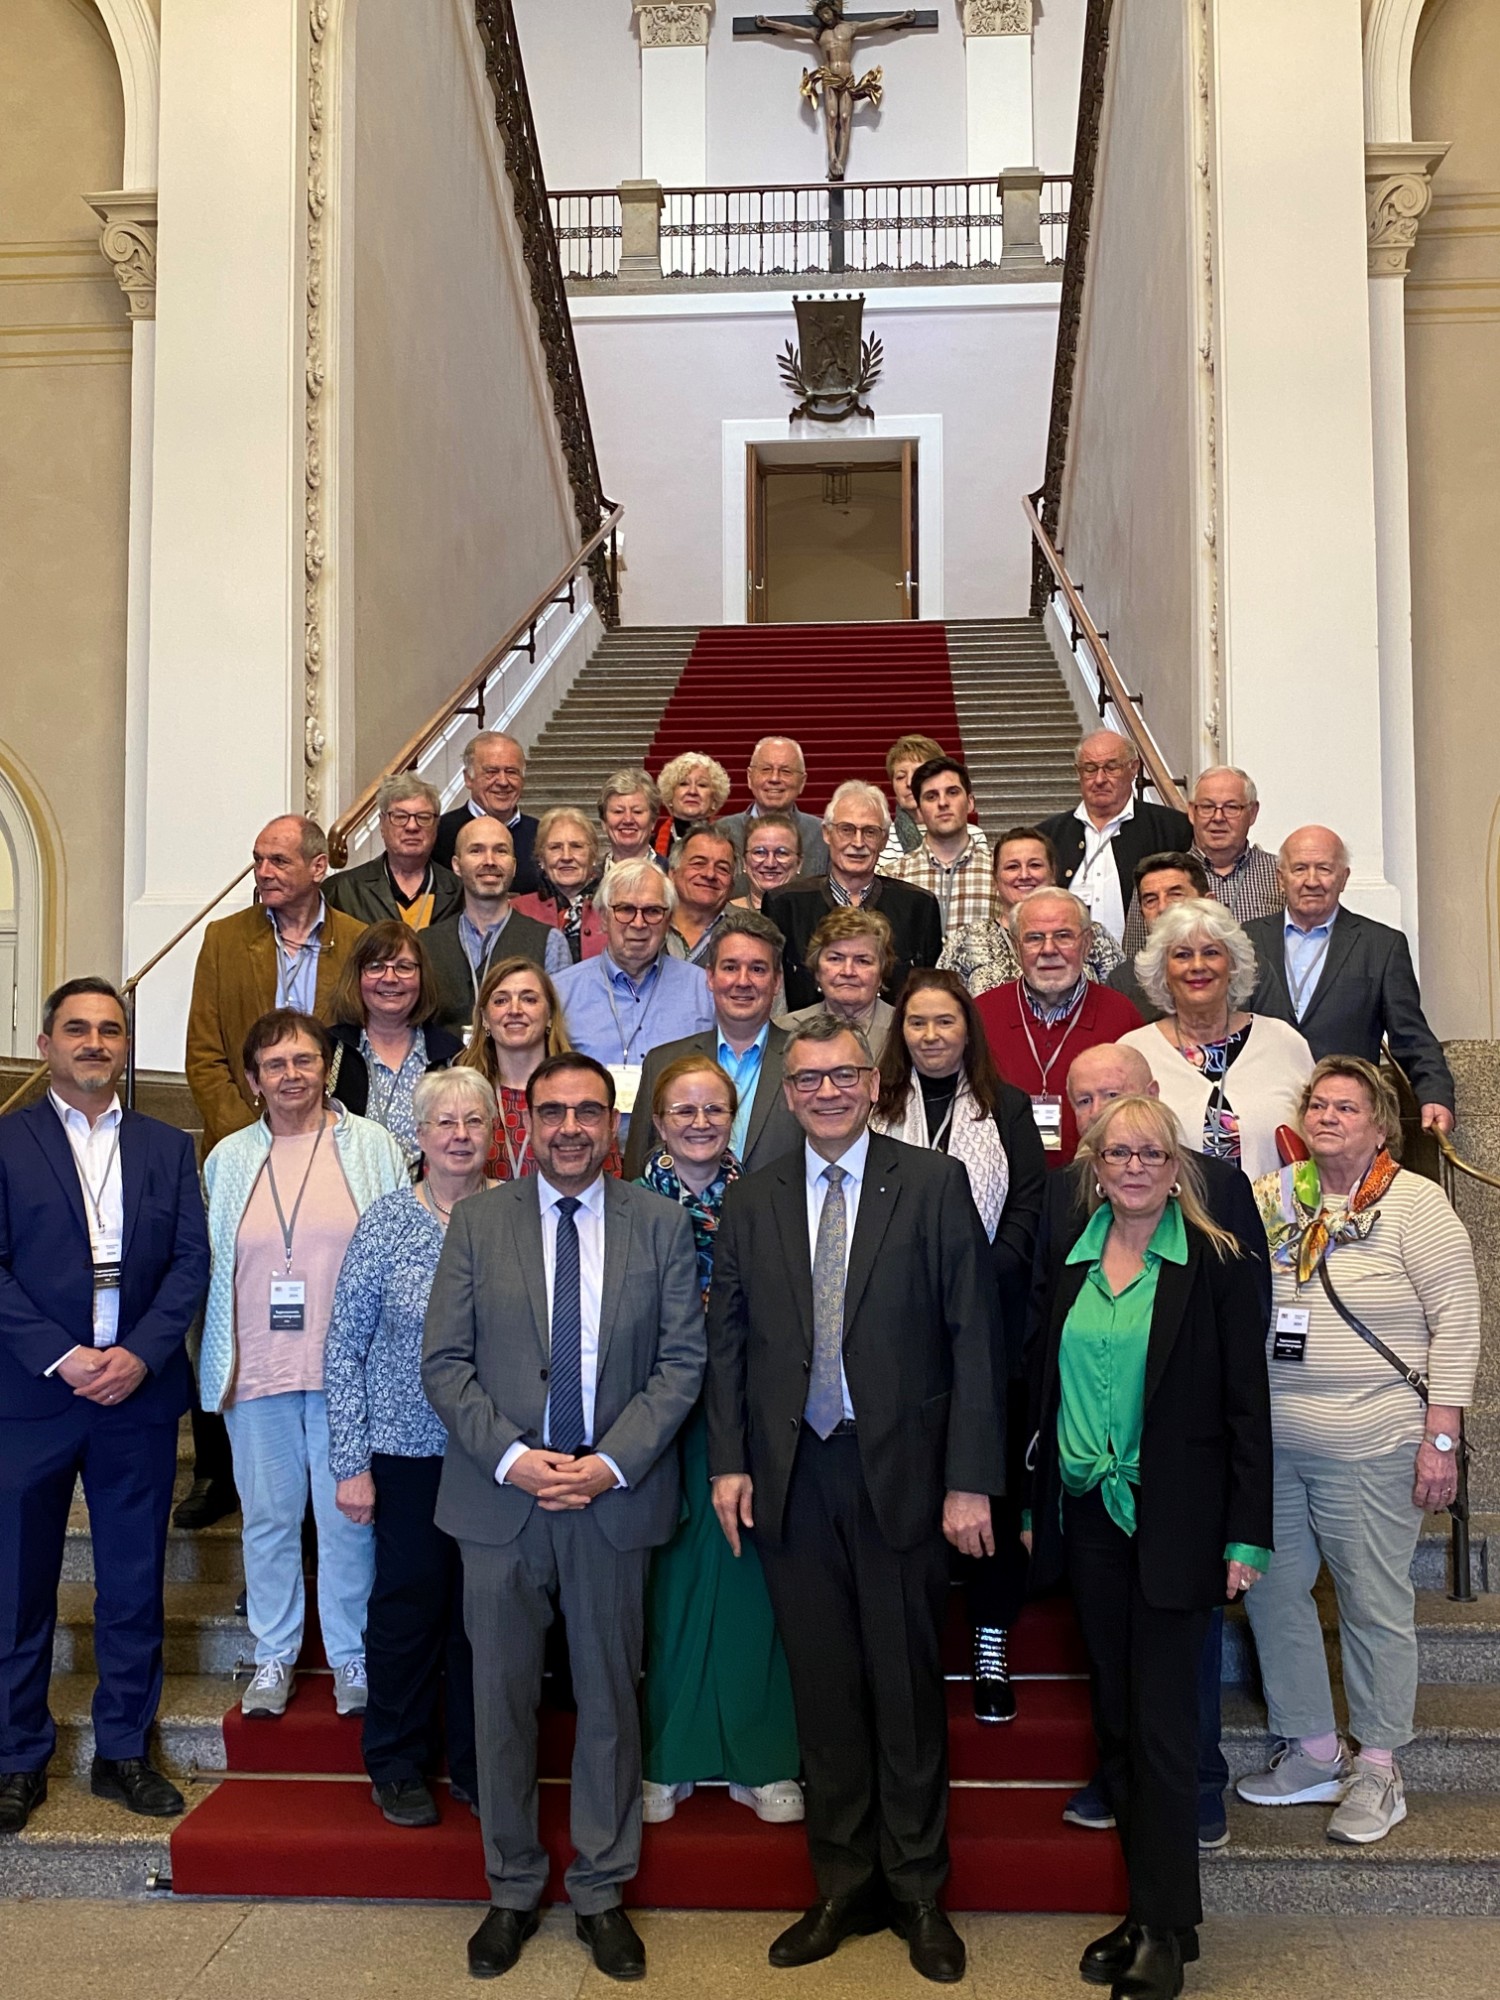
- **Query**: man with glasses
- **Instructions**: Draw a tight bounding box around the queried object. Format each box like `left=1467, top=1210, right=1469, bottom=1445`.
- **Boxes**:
left=423, top=1053, right=703, bottom=1983
left=974, top=887, right=1142, bottom=1166
left=552, top=858, right=714, bottom=1134
left=1037, top=731, right=1192, bottom=946
left=764, top=780, right=942, bottom=1010
left=717, top=736, right=830, bottom=878
left=706, top=1014, right=1002, bottom=1983
left=432, top=730, right=541, bottom=893
left=1186, top=765, right=1282, bottom=927
left=425, top=818, right=569, bottom=1033
left=324, top=776, right=460, bottom=930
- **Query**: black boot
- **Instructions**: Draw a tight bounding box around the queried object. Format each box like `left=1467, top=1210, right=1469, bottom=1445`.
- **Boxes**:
left=972, top=1625, right=1016, bottom=1724
left=1111, top=1925, right=1184, bottom=2000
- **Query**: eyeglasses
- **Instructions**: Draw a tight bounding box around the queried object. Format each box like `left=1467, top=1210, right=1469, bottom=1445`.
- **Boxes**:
left=1020, top=929, right=1080, bottom=949
left=609, top=903, right=669, bottom=925
left=256, top=1053, right=323, bottom=1079
left=365, top=958, right=421, bottom=977
left=1098, top=1144, right=1172, bottom=1168
left=422, top=1113, right=491, bottom=1136
left=383, top=809, right=436, bottom=827
left=531, top=1101, right=610, bottom=1128
left=786, top=1064, right=874, bottom=1094
left=829, top=822, right=882, bottom=843
left=1077, top=759, right=1135, bottom=778
left=1192, top=801, right=1250, bottom=819
left=663, top=1104, right=732, bottom=1124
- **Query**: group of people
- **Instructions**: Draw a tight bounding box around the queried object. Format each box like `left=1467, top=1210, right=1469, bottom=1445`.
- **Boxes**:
left=0, top=718, right=1480, bottom=1999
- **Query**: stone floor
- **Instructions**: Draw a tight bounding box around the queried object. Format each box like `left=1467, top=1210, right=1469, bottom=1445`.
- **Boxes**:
left=3, top=1903, right=1499, bottom=1999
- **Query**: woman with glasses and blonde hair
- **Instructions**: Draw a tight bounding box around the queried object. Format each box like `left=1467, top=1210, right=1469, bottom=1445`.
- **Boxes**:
left=1029, top=1093, right=1272, bottom=2000
left=633, top=1055, right=803, bottom=1830
left=326, top=921, right=461, bottom=1170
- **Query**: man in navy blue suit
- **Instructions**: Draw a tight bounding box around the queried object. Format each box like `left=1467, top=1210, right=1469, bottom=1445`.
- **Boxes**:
left=0, top=978, right=210, bottom=1833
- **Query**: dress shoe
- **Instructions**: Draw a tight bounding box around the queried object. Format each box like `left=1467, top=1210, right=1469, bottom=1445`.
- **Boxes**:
left=1080, top=1920, right=1199, bottom=1987
left=0, top=1769, right=48, bottom=1833
left=467, top=1905, right=539, bottom=1978
left=90, top=1756, right=185, bottom=1818
left=172, top=1477, right=239, bottom=1531
left=890, top=1900, right=966, bottom=1983
left=1110, top=1925, right=1184, bottom=2000
left=769, top=1891, right=888, bottom=1968
left=576, top=1906, right=646, bottom=1981
left=372, top=1778, right=439, bottom=1828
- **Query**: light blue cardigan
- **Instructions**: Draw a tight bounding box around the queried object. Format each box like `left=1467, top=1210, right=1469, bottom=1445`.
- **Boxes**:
left=199, top=1106, right=408, bottom=1414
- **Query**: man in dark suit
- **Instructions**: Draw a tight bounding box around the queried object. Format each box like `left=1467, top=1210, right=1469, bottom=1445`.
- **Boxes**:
left=431, top=729, right=541, bottom=894
left=706, top=1014, right=1003, bottom=1984
left=1243, top=825, right=1455, bottom=1130
left=323, top=775, right=461, bottom=930
left=1037, top=732, right=1192, bottom=947
left=764, top=780, right=942, bottom=1010
left=423, top=1053, right=703, bottom=1984
left=1105, top=852, right=1210, bottom=1021
left=0, top=979, right=210, bottom=1833
left=621, top=908, right=801, bottom=1179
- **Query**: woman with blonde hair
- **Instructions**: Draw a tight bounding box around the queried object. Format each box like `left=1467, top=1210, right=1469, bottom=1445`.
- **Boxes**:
left=458, top=957, right=570, bottom=1181
left=598, top=768, right=663, bottom=870
left=1029, top=1093, right=1273, bottom=2000
left=512, top=807, right=608, bottom=962
left=651, top=752, right=732, bottom=859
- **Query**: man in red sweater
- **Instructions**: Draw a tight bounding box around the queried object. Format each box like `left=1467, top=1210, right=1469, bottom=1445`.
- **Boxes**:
left=974, top=888, right=1142, bottom=1166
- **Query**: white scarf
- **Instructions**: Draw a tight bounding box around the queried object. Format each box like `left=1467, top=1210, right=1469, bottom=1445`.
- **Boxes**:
left=874, top=1074, right=1010, bottom=1241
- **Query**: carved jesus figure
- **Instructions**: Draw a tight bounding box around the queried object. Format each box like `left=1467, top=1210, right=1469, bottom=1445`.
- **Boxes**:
left=754, top=2, right=919, bottom=181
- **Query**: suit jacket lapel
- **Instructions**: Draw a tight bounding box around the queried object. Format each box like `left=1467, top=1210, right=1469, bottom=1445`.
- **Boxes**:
left=1298, top=909, right=1360, bottom=1026
left=1055, top=818, right=1086, bottom=891
left=744, top=1024, right=788, bottom=1158
left=843, top=1138, right=900, bottom=1328
left=514, top=1179, right=551, bottom=1358
left=119, top=1111, right=145, bottom=1264
left=771, top=1159, right=814, bottom=1349
left=25, top=1100, right=90, bottom=1242
left=1143, top=1241, right=1196, bottom=1409
left=244, top=913, right=278, bottom=1015
left=597, top=1178, right=632, bottom=1378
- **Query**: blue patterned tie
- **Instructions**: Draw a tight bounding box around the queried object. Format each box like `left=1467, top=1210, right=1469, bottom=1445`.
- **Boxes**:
left=804, top=1165, right=848, bottom=1440
left=548, top=1195, right=586, bottom=1454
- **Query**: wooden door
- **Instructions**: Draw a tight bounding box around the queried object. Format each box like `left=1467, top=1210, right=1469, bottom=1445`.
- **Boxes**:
left=900, top=439, right=918, bottom=619
left=746, top=446, right=768, bottom=622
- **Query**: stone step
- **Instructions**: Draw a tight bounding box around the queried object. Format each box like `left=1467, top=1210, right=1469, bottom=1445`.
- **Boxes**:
left=47, top=1672, right=232, bottom=1781
left=1202, top=1792, right=1500, bottom=1915
left=53, top=1581, right=249, bottom=1678
left=1220, top=1684, right=1500, bottom=1792
left=1, top=1772, right=217, bottom=1899
left=1223, top=1590, right=1500, bottom=1688
left=62, top=1494, right=243, bottom=1587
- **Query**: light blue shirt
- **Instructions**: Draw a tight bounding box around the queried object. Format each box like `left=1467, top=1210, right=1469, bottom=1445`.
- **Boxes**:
left=270, top=901, right=327, bottom=1013
left=459, top=908, right=570, bottom=985
left=1283, top=907, right=1338, bottom=1019
left=804, top=1128, right=868, bottom=1422
left=553, top=952, right=715, bottom=1071
left=718, top=1023, right=769, bottom=1161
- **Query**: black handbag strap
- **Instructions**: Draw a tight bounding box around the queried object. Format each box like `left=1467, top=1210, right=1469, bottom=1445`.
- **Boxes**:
left=1314, top=1258, right=1429, bottom=1402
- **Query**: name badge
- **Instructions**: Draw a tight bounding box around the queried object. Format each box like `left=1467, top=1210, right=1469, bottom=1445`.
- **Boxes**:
left=1273, top=1305, right=1310, bottom=1363
left=270, top=1276, right=307, bottom=1334
left=607, top=1063, right=644, bottom=1116
left=1031, top=1094, right=1063, bottom=1153
left=92, top=1260, right=123, bottom=1292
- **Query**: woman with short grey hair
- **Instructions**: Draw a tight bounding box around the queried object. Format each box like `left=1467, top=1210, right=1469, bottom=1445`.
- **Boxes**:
left=514, top=807, right=606, bottom=962
left=1117, top=898, right=1314, bottom=1179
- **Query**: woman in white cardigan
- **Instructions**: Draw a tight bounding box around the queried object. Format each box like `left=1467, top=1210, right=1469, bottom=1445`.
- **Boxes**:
left=1117, top=899, right=1314, bottom=1181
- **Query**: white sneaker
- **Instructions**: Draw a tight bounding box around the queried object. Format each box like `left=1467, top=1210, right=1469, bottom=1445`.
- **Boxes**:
left=1236, top=1738, right=1352, bottom=1806
left=1327, top=1759, right=1407, bottom=1845
left=242, top=1657, right=294, bottom=1718
left=729, top=1780, right=805, bottom=1824
left=642, top=1780, right=693, bottom=1823
left=333, top=1657, right=368, bottom=1717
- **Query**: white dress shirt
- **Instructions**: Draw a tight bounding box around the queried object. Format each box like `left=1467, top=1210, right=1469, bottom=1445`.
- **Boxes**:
left=1070, top=798, right=1136, bottom=944
left=496, top=1172, right=625, bottom=1488
left=804, top=1127, right=869, bottom=1421
left=50, top=1089, right=124, bottom=1357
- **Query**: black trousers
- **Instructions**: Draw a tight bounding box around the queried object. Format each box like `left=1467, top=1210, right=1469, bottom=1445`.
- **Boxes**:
left=1064, top=1489, right=1209, bottom=1930
left=190, top=1404, right=236, bottom=1490
left=953, top=1394, right=1031, bottom=1630
left=755, top=1431, right=951, bottom=1903
left=362, top=1454, right=477, bottom=1796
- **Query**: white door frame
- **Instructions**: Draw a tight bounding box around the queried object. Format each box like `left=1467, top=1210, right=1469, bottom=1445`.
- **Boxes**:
left=0, top=764, right=45, bottom=1054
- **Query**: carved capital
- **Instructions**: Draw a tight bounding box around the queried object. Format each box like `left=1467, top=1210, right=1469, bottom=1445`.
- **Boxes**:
left=963, top=0, right=1032, bottom=35
left=634, top=0, right=714, bottom=48
left=1365, top=141, right=1451, bottom=278
left=84, top=190, right=157, bottom=320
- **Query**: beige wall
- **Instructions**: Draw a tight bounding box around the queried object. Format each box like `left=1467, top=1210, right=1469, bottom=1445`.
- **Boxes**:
left=763, top=465, right=905, bottom=624
left=0, top=0, right=129, bottom=985
left=349, top=0, right=577, bottom=790
left=1054, top=0, right=1198, bottom=779
left=1409, top=0, right=1500, bottom=1037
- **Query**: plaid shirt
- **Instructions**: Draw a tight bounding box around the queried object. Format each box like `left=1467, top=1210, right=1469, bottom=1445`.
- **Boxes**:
left=886, top=829, right=992, bottom=935
left=1120, top=840, right=1284, bottom=956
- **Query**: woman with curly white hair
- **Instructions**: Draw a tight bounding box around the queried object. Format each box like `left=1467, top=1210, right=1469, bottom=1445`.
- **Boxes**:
left=651, top=753, right=732, bottom=859
left=1116, top=897, right=1314, bottom=1179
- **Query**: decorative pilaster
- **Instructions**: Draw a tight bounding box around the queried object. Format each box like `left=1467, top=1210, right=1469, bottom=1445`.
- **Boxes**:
left=1365, top=141, right=1450, bottom=277
left=633, top=1, right=714, bottom=47
left=962, top=3, right=1033, bottom=174
left=962, top=1, right=1032, bottom=32
left=304, top=0, right=330, bottom=819
left=634, top=2, right=714, bottom=184
left=84, top=190, right=158, bottom=319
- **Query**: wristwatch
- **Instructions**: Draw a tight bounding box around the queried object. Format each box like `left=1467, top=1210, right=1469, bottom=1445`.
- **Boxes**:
left=1424, top=1432, right=1457, bottom=1453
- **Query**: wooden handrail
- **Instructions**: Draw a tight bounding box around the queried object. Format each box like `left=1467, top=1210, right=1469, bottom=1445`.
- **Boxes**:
left=1435, top=1128, right=1500, bottom=1193
left=1023, top=494, right=1187, bottom=813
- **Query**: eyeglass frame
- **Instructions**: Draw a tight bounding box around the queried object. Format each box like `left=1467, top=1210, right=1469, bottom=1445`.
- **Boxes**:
left=784, top=1063, right=876, bottom=1095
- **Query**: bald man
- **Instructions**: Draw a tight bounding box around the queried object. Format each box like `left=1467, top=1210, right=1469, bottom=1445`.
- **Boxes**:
left=1036, top=732, right=1192, bottom=945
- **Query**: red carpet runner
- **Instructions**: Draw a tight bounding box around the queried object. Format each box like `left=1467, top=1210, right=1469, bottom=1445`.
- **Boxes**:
left=643, top=623, right=964, bottom=815
left=171, top=1594, right=1127, bottom=1910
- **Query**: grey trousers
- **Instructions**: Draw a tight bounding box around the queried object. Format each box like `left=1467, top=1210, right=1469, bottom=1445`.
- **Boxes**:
left=462, top=1512, right=649, bottom=1912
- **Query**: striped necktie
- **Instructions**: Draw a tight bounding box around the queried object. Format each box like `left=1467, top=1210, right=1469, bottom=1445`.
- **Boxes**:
left=548, top=1195, right=585, bottom=1453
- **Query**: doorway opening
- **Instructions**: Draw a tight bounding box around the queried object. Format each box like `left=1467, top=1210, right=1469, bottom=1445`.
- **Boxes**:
left=747, top=440, right=918, bottom=623
left=0, top=763, right=44, bottom=1056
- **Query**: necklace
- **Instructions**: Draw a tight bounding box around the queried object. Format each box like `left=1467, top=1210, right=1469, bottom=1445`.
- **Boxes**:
left=421, top=1184, right=454, bottom=1223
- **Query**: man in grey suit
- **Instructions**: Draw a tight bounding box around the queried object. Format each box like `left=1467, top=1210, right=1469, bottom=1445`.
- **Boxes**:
left=717, top=735, right=830, bottom=879
left=621, top=908, right=802, bottom=1179
left=422, top=1053, right=704, bottom=1982
left=1243, top=825, right=1456, bottom=1131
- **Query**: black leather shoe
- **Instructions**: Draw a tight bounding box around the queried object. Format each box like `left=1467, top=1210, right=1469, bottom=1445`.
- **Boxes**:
left=1081, top=1921, right=1200, bottom=1985
left=372, top=1778, right=439, bottom=1828
left=890, top=1900, right=966, bottom=1983
left=1111, top=1925, right=1184, bottom=2000
left=576, top=1906, right=646, bottom=1981
left=0, top=1769, right=47, bottom=1833
left=467, top=1906, right=540, bottom=1978
left=973, top=1625, right=1017, bottom=1724
left=173, top=1478, right=239, bottom=1531
left=769, top=1891, right=888, bottom=1968
left=90, top=1756, right=185, bottom=1818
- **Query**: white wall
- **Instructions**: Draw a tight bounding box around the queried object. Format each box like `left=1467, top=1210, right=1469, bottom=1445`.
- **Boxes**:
left=571, top=285, right=1058, bottom=627
left=1032, top=0, right=1087, bottom=174
left=511, top=0, right=640, bottom=188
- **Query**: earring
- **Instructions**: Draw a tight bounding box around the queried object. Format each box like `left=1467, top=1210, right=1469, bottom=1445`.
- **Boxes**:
left=659, top=1151, right=675, bottom=1172
left=1170, top=1181, right=1181, bottom=1196
left=1093, top=1181, right=1104, bottom=1199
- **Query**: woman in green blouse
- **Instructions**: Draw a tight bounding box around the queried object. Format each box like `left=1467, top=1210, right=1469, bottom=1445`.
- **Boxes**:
left=1028, top=1095, right=1273, bottom=2000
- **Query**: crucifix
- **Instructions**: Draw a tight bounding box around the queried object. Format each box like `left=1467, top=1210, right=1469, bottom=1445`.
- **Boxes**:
left=736, top=5, right=938, bottom=183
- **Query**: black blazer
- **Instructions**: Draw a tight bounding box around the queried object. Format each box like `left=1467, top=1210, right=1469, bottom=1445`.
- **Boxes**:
left=1027, top=1216, right=1274, bottom=1610
left=1037, top=801, right=1194, bottom=934
left=326, top=1020, right=464, bottom=1119
left=990, top=1081, right=1048, bottom=1378
left=762, top=874, right=944, bottom=1011
left=323, top=854, right=461, bottom=929
left=424, top=906, right=558, bottom=1034
left=1243, top=908, right=1455, bottom=1112
left=705, top=1133, right=1005, bottom=1551
left=621, top=1021, right=802, bottom=1180
left=0, top=1101, right=209, bottom=1424
left=433, top=806, right=540, bottom=894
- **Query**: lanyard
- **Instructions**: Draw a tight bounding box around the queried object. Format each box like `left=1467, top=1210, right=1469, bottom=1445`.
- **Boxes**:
left=603, top=961, right=664, bottom=1063
left=264, top=1114, right=328, bottom=1273
left=464, top=920, right=507, bottom=1000
left=502, top=1122, right=531, bottom=1180
left=73, top=1122, right=122, bottom=1244
left=1016, top=983, right=1087, bottom=1092
left=1071, top=822, right=1121, bottom=900
left=925, top=1094, right=957, bottom=1152
left=1285, top=930, right=1332, bottom=1018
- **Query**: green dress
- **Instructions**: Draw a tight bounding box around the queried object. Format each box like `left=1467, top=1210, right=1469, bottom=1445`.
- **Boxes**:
left=637, top=1150, right=801, bottom=1787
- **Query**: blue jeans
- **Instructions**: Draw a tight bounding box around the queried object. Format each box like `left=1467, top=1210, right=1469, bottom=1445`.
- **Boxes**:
left=224, top=1390, right=373, bottom=1669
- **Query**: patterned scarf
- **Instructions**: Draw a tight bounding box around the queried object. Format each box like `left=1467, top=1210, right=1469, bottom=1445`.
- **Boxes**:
left=1254, top=1147, right=1400, bottom=1283
left=639, top=1149, right=742, bottom=1308
left=872, top=1076, right=1010, bottom=1241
